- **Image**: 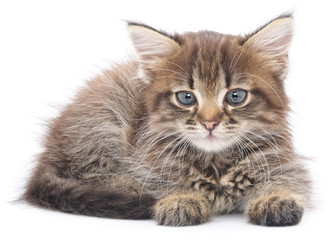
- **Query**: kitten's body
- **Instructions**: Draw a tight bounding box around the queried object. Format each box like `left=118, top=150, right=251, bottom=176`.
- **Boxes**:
left=25, top=15, right=311, bottom=226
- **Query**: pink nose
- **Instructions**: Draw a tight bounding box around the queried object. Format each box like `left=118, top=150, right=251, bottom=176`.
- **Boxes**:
left=201, top=120, right=218, bottom=131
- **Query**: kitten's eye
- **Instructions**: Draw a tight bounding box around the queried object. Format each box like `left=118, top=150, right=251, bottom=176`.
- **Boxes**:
left=176, top=91, right=196, bottom=106
left=225, top=89, right=247, bottom=106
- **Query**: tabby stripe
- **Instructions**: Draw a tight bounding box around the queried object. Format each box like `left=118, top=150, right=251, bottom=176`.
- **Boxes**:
left=221, top=43, right=232, bottom=88
left=251, top=89, right=280, bottom=109
left=188, top=76, right=194, bottom=89
left=186, top=119, right=196, bottom=125
left=152, top=91, right=172, bottom=111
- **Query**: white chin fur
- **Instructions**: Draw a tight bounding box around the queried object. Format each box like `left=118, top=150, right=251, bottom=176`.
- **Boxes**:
left=189, top=134, right=234, bottom=153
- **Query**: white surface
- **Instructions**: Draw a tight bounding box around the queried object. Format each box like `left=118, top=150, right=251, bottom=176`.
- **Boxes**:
left=1, top=0, right=333, bottom=239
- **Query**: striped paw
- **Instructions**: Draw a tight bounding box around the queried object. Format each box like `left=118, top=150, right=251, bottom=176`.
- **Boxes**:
left=247, top=195, right=304, bottom=226
left=154, top=192, right=211, bottom=226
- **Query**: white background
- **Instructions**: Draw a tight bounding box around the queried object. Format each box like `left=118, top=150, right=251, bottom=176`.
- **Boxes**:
left=1, top=0, right=333, bottom=239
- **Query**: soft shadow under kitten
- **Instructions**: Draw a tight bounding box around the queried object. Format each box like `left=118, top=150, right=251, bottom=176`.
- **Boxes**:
left=25, top=14, right=311, bottom=226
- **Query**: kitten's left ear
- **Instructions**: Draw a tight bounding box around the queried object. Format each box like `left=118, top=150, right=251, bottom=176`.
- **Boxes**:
left=244, top=14, right=293, bottom=63
left=127, top=22, right=180, bottom=61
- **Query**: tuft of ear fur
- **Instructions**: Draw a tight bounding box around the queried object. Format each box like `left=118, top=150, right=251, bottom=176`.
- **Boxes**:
left=127, top=21, right=180, bottom=61
left=244, top=14, right=294, bottom=60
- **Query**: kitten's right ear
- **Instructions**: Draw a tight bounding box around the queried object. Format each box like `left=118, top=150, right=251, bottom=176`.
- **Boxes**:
left=127, top=22, right=180, bottom=61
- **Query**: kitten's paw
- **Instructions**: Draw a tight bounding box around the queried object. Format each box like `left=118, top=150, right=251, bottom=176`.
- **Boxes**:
left=154, top=192, right=211, bottom=226
left=247, top=195, right=304, bottom=226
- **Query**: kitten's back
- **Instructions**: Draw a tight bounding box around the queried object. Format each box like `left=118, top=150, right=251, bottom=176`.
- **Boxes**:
left=24, top=61, right=155, bottom=218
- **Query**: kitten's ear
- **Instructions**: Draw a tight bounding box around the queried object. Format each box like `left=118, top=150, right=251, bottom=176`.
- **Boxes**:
left=127, top=22, right=180, bottom=61
left=244, top=14, right=293, bottom=61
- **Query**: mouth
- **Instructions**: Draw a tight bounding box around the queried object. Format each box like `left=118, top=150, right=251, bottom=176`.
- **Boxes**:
left=204, top=133, right=218, bottom=142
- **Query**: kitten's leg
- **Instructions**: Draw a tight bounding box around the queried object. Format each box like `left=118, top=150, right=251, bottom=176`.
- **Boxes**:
left=154, top=191, right=211, bottom=226
left=242, top=160, right=311, bottom=226
left=246, top=188, right=305, bottom=226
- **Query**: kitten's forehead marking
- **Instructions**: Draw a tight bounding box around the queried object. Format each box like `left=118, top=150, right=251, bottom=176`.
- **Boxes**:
left=192, top=64, right=227, bottom=99
left=188, top=34, right=233, bottom=98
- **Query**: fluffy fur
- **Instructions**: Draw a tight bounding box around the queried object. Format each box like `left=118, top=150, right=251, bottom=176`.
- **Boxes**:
left=25, top=14, right=311, bottom=226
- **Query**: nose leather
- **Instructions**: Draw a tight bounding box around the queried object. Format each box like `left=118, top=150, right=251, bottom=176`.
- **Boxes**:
left=201, top=120, right=218, bottom=131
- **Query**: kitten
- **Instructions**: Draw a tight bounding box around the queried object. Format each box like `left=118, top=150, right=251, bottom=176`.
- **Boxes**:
left=25, top=14, right=311, bottom=226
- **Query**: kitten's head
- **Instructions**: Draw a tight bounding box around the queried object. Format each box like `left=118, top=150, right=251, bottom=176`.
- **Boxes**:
left=128, top=15, right=293, bottom=153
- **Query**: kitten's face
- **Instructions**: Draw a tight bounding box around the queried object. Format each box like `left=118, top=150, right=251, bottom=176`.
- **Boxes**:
left=129, top=18, right=292, bottom=153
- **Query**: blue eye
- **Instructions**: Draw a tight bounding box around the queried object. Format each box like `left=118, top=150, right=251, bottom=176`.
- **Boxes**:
left=225, top=89, right=247, bottom=105
left=176, top=92, right=196, bottom=106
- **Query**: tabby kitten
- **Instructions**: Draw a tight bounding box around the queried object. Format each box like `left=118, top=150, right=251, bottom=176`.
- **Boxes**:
left=25, top=14, right=311, bottom=226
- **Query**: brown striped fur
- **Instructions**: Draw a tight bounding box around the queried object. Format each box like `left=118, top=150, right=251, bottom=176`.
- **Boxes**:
left=25, top=14, right=311, bottom=226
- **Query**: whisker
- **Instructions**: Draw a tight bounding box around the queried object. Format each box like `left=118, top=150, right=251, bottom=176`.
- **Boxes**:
left=139, top=133, right=183, bottom=198
left=245, top=131, right=284, bottom=178
left=230, top=134, right=262, bottom=181
left=159, top=136, right=186, bottom=182
left=128, top=129, right=178, bottom=180
left=240, top=134, right=271, bottom=182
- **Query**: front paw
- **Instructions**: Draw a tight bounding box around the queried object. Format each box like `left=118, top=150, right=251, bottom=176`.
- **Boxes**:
left=154, top=192, right=211, bottom=226
left=247, top=195, right=304, bottom=226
